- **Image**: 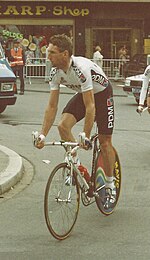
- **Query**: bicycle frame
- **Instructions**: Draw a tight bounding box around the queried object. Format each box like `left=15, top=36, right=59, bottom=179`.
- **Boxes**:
left=44, top=140, right=92, bottom=189
left=43, top=133, right=102, bottom=199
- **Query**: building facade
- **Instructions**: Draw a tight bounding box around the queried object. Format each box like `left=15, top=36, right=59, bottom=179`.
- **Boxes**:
left=0, top=1, right=150, bottom=59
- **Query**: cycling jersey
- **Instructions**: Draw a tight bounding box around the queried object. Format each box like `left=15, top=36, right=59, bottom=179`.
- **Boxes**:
left=49, top=56, right=109, bottom=94
left=139, top=65, right=150, bottom=105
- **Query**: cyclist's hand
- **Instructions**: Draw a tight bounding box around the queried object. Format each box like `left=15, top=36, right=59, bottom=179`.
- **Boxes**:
left=32, top=131, right=45, bottom=149
left=136, top=105, right=144, bottom=114
left=78, top=132, right=92, bottom=150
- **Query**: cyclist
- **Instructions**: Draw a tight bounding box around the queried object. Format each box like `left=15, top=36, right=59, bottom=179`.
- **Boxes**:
left=137, top=64, right=150, bottom=113
left=35, top=34, right=116, bottom=206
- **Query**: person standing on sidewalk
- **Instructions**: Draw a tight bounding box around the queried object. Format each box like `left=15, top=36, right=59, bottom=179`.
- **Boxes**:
left=93, top=45, right=103, bottom=68
left=45, top=45, right=52, bottom=82
left=9, top=39, right=25, bottom=95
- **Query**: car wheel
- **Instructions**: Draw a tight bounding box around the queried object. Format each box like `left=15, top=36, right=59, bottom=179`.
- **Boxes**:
left=0, top=105, right=7, bottom=113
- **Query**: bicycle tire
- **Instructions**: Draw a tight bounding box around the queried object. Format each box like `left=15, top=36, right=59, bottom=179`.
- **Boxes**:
left=94, top=148, right=121, bottom=215
left=44, top=162, right=80, bottom=240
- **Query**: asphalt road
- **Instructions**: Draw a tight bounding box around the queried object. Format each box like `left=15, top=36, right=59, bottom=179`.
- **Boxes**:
left=0, top=81, right=150, bottom=260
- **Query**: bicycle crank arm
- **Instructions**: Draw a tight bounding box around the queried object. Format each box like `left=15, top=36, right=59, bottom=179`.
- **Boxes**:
left=95, top=184, right=105, bottom=192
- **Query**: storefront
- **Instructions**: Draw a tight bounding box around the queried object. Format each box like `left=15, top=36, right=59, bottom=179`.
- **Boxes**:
left=0, top=1, right=150, bottom=59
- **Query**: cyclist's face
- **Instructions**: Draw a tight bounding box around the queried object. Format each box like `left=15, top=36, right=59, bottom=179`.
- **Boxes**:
left=48, top=43, right=67, bottom=68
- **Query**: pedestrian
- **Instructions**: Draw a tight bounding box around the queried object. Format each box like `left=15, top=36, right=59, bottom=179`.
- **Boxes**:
left=93, top=45, right=103, bottom=68
left=25, top=43, right=36, bottom=64
left=35, top=34, right=116, bottom=207
left=33, top=34, right=43, bottom=60
left=118, top=45, right=128, bottom=59
left=118, top=45, right=128, bottom=77
left=9, top=39, right=25, bottom=95
left=45, top=45, right=52, bottom=82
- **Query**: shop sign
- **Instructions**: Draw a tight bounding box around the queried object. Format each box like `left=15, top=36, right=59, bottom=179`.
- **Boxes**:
left=0, top=5, right=89, bottom=17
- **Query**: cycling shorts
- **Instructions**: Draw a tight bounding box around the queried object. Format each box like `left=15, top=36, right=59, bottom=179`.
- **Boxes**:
left=62, top=83, right=114, bottom=135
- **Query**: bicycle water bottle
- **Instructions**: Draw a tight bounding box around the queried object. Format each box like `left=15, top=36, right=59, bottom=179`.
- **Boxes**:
left=78, top=165, right=91, bottom=183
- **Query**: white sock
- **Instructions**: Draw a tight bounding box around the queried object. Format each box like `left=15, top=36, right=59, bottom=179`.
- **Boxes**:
left=106, top=176, right=113, bottom=183
left=105, top=176, right=115, bottom=189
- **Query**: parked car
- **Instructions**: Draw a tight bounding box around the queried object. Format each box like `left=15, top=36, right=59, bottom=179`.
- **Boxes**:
left=123, top=73, right=149, bottom=105
left=0, top=42, right=16, bottom=113
left=124, top=54, right=150, bottom=78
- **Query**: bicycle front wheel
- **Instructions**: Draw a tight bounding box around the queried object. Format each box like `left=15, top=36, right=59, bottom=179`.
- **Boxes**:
left=44, top=163, right=80, bottom=240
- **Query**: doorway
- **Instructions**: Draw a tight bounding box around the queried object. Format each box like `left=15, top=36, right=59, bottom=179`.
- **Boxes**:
left=92, top=28, right=131, bottom=58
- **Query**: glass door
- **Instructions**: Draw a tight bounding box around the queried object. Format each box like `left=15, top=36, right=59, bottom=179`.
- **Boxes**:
left=93, top=29, right=111, bottom=58
left=92, top=28, right=131, bottom=59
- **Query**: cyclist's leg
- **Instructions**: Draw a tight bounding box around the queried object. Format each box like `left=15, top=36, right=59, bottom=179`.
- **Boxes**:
left=95, top=84, right=115, bottom=179
left=95, top=84, right=116, bottom=205
left=58, top=93, right=85, bottom=141
left=98, top=134, right=115, bottom=178
left=58, top=112, right=77, bottom=142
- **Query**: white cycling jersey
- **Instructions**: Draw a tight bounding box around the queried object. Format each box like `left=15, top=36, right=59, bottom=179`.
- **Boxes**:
left=139, top=65, right=150, bottom=105
left=49, top=55, right=109, bottom=94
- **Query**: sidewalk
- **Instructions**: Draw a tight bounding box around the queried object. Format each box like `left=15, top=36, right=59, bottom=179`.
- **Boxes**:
left=0, top=145, right=23, bottom=195
left=0, top=78, right=126, bottom=195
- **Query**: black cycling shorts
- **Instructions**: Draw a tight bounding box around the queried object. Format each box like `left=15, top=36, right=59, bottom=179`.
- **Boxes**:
left=62, top=83, right=114, bottom=135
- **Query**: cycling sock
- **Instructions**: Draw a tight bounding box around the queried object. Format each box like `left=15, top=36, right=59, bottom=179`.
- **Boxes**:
left=106, top=176, right=113, bottom=183
left=105, top=176, right=115, bottom=189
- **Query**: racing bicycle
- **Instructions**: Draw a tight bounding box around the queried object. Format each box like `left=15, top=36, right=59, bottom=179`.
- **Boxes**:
left=32, top=132, right=121, bottom=240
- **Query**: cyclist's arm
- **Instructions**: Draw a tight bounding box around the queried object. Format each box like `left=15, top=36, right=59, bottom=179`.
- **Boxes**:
left=41, top=89, right=59, bottom=137
left=147, top=95, right=150, bottom=106
left=82, top=89, right=95, bottom=139
left=139, top=66, right=150, bottom=106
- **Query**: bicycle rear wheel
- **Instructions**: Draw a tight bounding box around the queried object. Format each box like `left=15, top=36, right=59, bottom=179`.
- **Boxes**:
left=44, top=163, right=80, bottom=240
left=95, top=148, right=121, bottom=215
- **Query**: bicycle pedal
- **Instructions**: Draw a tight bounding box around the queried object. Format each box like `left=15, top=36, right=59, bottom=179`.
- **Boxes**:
left=104, top=199, right=109, bottom=209
left=104, top=197, right=116, bottom=209
left=93, top=191, right=99, bottom=198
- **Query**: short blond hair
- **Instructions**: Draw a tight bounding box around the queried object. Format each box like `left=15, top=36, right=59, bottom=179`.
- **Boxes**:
left=95, top=46, right=101, bottom=52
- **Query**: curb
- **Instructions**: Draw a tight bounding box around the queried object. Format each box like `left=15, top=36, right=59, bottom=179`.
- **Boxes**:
left=0, top=145, right=23, bottom=195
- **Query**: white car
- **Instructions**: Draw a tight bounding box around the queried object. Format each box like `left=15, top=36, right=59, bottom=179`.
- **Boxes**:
left=0, top=42, right=16, bottom=113
left=123, top=74, right=150, bottom=104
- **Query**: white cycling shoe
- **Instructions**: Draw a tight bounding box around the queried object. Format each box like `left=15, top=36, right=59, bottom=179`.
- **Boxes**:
left=103, top=185, right=116, bottom=209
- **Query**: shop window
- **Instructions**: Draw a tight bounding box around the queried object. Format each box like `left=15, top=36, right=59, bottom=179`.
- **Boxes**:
left=0, top=24, right=73, bottom=62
